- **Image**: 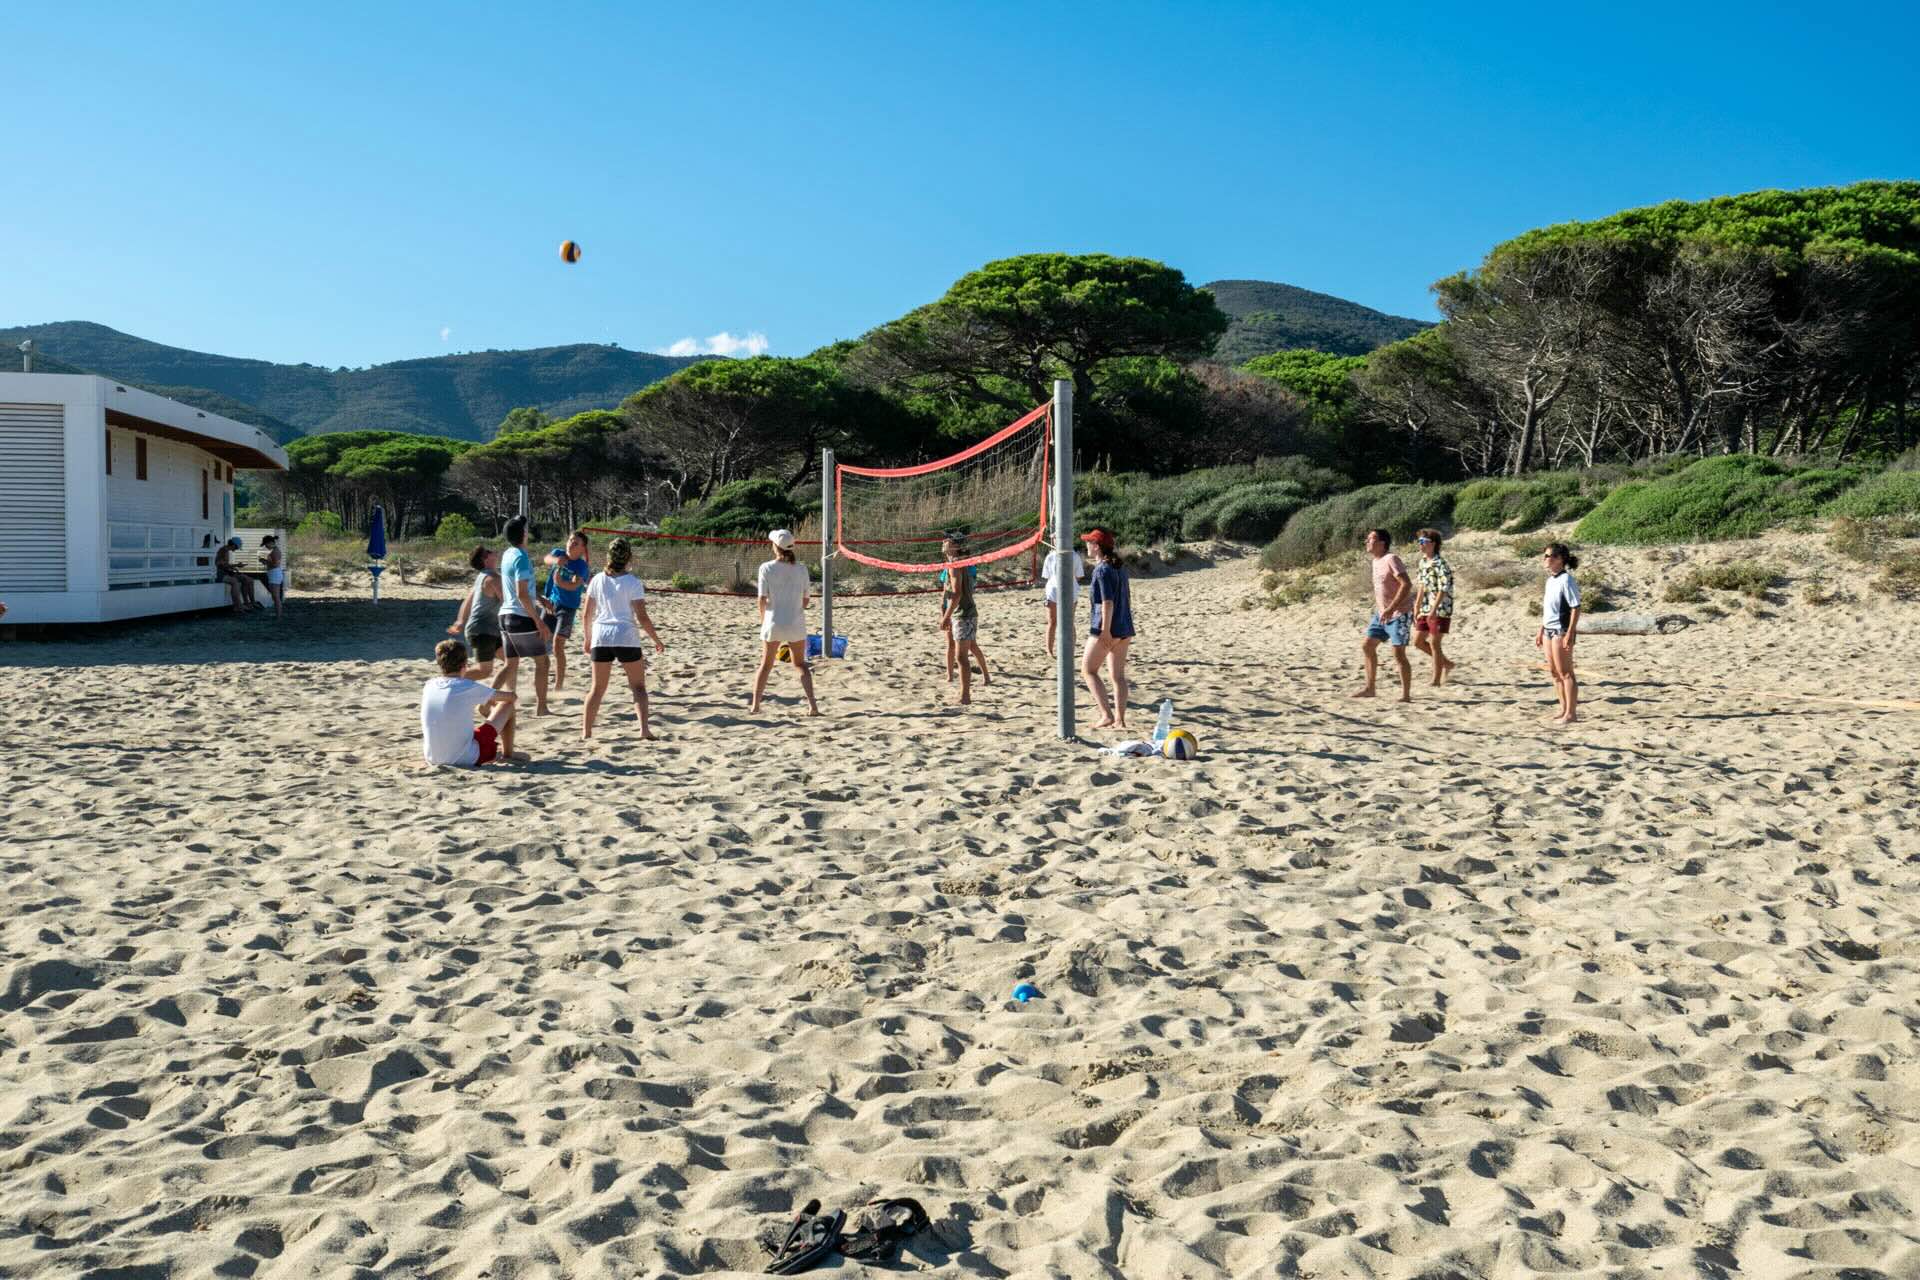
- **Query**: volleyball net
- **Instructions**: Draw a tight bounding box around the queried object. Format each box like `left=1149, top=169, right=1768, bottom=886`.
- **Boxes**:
left=582, top=399, right=1054, bottom=600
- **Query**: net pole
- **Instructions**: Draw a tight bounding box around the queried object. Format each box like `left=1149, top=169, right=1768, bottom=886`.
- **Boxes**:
left=820, top=447, right=834, bottom=662
left=1053, top=379, right=1074, bottom=739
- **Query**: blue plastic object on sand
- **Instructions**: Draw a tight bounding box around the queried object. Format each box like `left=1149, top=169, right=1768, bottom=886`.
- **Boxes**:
left=805, top=634, right=849, bottom=660
left=1011, top=983, right=1041, bottom=1003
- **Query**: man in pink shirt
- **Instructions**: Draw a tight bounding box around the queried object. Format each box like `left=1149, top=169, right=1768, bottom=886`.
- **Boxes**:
left=1356, top=528, right=1414, bottom=702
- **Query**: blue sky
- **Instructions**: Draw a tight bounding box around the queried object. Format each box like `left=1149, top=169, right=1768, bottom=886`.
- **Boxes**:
left=8, top=2, right=1916, bottom=368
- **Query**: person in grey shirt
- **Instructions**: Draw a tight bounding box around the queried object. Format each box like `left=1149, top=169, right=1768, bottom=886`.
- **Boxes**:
left=447, top=544, right=505, bottom=679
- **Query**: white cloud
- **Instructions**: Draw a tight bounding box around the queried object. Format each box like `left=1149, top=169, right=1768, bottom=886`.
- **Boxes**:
left=439, top=326, right=452, bottom=343
left=658, top=330, right=770, bottom=358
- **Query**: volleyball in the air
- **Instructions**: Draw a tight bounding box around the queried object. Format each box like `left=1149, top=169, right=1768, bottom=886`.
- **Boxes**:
left=559, top=240, right=582, bottom=263
left=1162, top=728, right=1199, bottom=760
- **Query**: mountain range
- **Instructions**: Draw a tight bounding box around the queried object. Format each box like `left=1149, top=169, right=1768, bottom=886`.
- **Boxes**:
left=1202, top=280, right=1432, bottom=363
left=4, top=282, right=1431, bottom=443
left=0, top=321, right=705, bottom=443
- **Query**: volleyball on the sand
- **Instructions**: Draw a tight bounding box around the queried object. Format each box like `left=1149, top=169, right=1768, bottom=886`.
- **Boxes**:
left=559, top=240, right=581, bottom=263
left=1162, top=728, right=1198, bottom=760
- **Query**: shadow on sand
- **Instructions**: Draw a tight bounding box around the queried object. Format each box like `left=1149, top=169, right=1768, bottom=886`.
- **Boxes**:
left=1, top=598, right=454, bottom=668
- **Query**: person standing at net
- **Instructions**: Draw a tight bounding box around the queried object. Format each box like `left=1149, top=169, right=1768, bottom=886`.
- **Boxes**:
left=1042, top=544, right=1085, bottom=658
left=939, top=534, right=992, bottom=706
left=751, top=529, right=818, bottom=716
left=542, top=532, right=591, bottom=694
left=497, top=515, right=553, bottom=716
left=448, top=544, right=504, bottom=680
left=1081, top=529, right=1135, bottom=730
left=940, top=534, right=992, bottom=691
left=580, top=536, right=665, bottom=741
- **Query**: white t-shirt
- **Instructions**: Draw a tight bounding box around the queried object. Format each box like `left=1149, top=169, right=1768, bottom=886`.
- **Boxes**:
left=1042, top=549, right=1086, bottom=604
left=757, top=559, right=809, bottom=641
left=584, top=571, right=647, bottom=647
left=420, top=677, right=496, bottom=767
left=1541, top=571, right=1581, bottom=631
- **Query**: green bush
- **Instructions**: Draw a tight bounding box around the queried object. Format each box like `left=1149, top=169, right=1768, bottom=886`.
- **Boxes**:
left=1574, top=456, right=1863, bottom=544
left=1665, top=561, right=1782, bottom=601
left=668, top=571, right=705, bottom=591
left=1823, top=470, right=1920, bottom=519
left=1075, top=457, right=1350, bottom=547
left=662, top=476, right=800, bottom=538
left=1260, top=483, right=1457, bottom=570
left=1206, top=483, right=1311, bottom=542
left=294, top=511, right=346, bottom=538
left=434, top=513, right=480, bottom=545
left=1452, top=472, right=1600, bottom=533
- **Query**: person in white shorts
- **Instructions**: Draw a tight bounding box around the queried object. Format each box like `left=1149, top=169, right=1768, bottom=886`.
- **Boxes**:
left=579, top=536, right=666, bottom=741
left=420, top=639, right=518, bottom=767
left=261, top=534, right=286, bottom=620
left=750, top=529, right=818, bottom=716
left=1042, top=545, right=1085, bottom=657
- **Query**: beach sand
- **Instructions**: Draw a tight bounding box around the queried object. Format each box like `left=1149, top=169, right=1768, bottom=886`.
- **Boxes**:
left=3, top=534, right=1918, bottom=1278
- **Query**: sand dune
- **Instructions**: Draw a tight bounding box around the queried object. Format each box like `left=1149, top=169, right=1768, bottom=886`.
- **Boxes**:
left=3, top=534, right=1918, bottom=1278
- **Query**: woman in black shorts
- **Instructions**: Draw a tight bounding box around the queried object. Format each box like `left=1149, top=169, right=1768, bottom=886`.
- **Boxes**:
left=578, top=536, right=666, bottom=741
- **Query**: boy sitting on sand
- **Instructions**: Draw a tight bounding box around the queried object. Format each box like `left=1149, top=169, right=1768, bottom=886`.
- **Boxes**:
left=421, top=639, right=520, bottom=768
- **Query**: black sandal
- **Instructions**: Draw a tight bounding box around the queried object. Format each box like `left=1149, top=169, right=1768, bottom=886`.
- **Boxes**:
left=837, top=1197, right=930, bottom=1262
left=765, top=1200, right=846, bottom=1275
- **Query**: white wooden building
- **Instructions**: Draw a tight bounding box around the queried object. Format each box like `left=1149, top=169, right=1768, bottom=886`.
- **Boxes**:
left=0, top=373, right=289, bottom=624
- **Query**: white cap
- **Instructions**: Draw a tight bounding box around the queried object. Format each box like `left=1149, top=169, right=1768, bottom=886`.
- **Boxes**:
left=768, top=529, right=795, bottom=550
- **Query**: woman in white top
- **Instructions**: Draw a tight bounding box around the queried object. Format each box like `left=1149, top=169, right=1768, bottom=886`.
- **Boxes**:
left=578, top=536, right=666, bottom=740
left=261, top=534, right=286, bottom=621
left=750, top=529, right=819, bottom=716
left=1535, top=541, right=1582, bottom=725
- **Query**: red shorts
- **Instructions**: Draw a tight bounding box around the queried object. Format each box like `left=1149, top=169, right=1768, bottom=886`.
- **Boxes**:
left=473, top=723, right=499, bottom=765
left=1414, top=614, right=1451, bottom=635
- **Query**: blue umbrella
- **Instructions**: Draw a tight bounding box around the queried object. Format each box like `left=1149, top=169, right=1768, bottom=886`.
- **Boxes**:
left=367, top=504, right=388, bottom=601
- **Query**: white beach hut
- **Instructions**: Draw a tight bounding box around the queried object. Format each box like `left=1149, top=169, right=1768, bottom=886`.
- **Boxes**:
left=0, top=373, right=289, bottom=624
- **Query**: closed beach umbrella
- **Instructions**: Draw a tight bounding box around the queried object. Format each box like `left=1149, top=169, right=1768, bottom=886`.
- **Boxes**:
left=367, top=504, right=388, bottom=602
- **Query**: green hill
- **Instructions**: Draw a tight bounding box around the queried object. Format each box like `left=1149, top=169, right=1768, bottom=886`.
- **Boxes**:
left=1202, top=280, right=1432, bottom=362
left=0, top=321, right=708, bottom=441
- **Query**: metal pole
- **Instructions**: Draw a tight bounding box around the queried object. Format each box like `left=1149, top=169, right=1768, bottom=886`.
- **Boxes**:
left=19, top=339, right=33, bottom=373
left=517, top=484, right=528, bottom=519
left=1053, top=379, right=1074, bottom=739
left=820, top=447, right=835, bottom=661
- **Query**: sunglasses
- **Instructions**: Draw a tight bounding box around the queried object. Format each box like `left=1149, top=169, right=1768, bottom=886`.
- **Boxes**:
left=1417, top=537, right=1433, bottom=544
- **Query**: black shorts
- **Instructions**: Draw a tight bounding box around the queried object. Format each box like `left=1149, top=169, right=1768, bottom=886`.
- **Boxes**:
left=551, top=607, right=577, bottom=638
left=591, top=645, right=645, bottom=664
left=465, top=631, right=501, bottom=662
left=500, top=612, right=548, bottom=658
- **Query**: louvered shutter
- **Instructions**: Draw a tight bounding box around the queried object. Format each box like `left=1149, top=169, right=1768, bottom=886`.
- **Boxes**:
left=0, top=403, right=66, bottom=591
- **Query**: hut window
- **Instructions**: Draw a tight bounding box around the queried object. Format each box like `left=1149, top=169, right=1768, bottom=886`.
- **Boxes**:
left=202, top=470, right=210, bottom=519
left=105, top=429, right=112, bottom=475
left=136, top=437, right=148, bottom=480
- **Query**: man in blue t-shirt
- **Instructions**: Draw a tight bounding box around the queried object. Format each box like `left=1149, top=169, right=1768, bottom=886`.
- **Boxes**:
left=543, top=531, right=590, bottom=692
left=496, top=515, right=552, bottom=716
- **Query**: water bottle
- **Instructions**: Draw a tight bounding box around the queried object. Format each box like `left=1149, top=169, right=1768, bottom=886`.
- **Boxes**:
left=1153, top=699, right=1173, bottom=744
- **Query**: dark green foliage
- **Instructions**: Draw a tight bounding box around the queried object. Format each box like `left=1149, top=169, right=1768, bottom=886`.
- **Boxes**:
left=294, top=511, right=345, bottom=538
left=0, top=321, right=705, bottom=441
left=1260, top=484, right=1458, bottom=569
left=1074, top=457, right=1349, bottom=547
left=434, top=513, right=480, bottom=545
left=1204, top=280, right=1432, bottom=362
left=660, top=475, right=801, bottom=537
left=1664, top=562, right=1783, bottom=601
left=1575, top=456, right=1865, bottom=544
left=1452, top=472, right=1603, bottom=532
left=1823, top=470, right=1920, bottom=518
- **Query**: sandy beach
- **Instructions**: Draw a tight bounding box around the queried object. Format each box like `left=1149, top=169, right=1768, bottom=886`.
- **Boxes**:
left=3, top=534, right=1918, bottom=1279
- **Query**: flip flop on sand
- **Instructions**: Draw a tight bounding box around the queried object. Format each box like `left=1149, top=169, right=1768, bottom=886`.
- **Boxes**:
left=764, top=1201, right=844, bottom=1275
left=838, top=1197, right=929, bottom=1262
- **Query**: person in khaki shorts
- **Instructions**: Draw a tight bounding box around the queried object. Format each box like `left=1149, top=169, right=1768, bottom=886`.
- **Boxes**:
left=1411, top=527, right=1455, bottom=686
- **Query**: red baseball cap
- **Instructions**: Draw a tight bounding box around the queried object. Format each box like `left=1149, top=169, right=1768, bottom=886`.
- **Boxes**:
left=1081, top=528, right=1115, bottom=552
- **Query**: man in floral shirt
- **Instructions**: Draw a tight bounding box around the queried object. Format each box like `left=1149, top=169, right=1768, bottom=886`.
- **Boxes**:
left=1412, top=527, right=1455, bottom=686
